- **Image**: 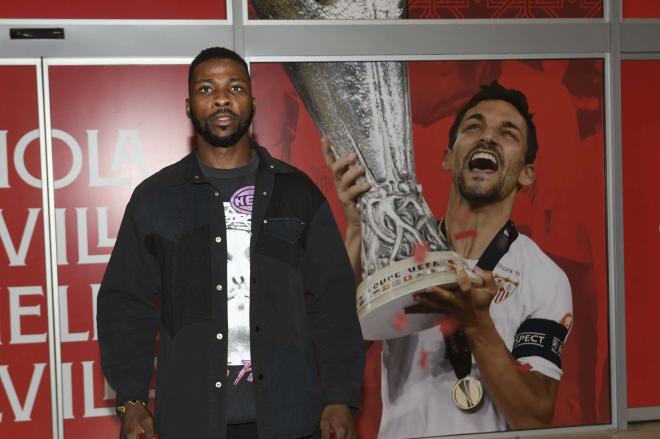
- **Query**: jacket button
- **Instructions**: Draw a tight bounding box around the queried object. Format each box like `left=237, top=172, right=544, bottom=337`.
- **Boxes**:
left=215, top=236, right=222, bottom=243
left=216, top=333, right=223, bottom=340
left=262, top=191, right=268, bottom=196
left=215, top=381, right=222, bottom=388
left=216, top=284, right=223, bottom=291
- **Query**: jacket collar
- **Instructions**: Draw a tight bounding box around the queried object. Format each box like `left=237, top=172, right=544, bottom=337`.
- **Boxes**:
left=167, top=139, right=295, bottom=186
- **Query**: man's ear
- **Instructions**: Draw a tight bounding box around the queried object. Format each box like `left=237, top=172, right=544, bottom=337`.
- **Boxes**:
left=185, top=98, right=191, bottom=119
left=441, top=148, right=453, bottom=171
left=518, top=163, right=535, bottom=187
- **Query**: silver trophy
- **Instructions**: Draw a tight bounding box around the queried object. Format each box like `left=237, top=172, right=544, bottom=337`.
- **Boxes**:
left=253, top=0, right=475, bottom=339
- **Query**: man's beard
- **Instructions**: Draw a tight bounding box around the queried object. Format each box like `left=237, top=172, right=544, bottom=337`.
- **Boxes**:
left=456, top=173, right=504, bottom=205
left=455, top=155, right=517, bottom=206
left=191, top=105, right=255, bottom=148
left=454, top=142, right=516, bottom=206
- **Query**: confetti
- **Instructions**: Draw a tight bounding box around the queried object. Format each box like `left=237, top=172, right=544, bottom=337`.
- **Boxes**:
left=437, top=314, right=460, bottom=337
left=515, top=363, right=533, bottom=373
left=413, top=240, right=430, bottom=264
left=453, top=229, right=477, bottom=241
left=419, top=349, right=428, bottom=369
left=393, top=311, right=408, bottom=332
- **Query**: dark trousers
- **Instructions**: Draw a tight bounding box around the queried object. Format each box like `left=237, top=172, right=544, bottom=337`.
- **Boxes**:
left=226, top=423, right=321, bottom=439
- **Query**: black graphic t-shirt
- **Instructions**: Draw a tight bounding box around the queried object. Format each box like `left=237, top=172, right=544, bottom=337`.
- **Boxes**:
left=199, top=153, right=258, bottom=424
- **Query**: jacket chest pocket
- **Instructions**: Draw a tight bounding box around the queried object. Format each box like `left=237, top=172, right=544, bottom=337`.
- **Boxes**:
left=256, top=217, right=305, bottom=266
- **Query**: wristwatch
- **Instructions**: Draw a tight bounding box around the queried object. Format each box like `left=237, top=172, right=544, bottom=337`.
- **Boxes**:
left=116, top=399, right=146, bottom=417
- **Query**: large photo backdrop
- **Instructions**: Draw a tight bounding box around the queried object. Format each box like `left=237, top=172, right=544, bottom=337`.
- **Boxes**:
left=250, top=58, right=609, bottom=438
left=247, top=0, right=603, bottom=19
left=0, top=58, right=610, bottom=437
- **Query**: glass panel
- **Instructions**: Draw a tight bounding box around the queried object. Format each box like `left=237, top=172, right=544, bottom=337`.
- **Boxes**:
left=622, top=60, right=660, bottom=409
left=251, top=58, right=610, bottom=435
left=47, top=64, right=190, bottom=438
left=1, top=0, right=226, bottom=19
left=0, top=65, right=53, bottom=438
left=247, top=0, right=603, bottom=20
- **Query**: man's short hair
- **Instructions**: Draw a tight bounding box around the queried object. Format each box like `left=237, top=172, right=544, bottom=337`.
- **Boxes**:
left=188, top=47, right=250, bottom=90
left=447, top=81, right=538, bottom=164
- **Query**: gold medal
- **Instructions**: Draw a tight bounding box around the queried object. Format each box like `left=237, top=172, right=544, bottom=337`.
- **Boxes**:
left=451, top=376, right=483, bottom=411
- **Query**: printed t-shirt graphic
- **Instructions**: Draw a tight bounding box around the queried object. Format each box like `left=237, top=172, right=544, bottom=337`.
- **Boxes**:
left=225, top=185, right=254, bottom=370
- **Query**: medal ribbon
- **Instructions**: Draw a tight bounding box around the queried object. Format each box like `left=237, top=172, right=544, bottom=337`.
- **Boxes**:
left=440, top=219, right=519, bottom=380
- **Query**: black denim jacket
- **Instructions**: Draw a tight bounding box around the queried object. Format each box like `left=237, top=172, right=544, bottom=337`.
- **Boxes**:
left=97, top=142, right=365, bottom=439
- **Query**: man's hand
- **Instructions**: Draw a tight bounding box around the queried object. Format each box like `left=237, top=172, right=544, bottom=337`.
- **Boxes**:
left=411, top=266, right=497, bottom=333
left=320, top=137, right=371, bottom=229
left=119, top=403, right=158, bottom=439
left=320, top=404, right=355, bottom=439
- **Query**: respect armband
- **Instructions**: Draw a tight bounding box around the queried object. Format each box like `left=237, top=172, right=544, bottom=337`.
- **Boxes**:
left=511, top=319, right=569, bottom=369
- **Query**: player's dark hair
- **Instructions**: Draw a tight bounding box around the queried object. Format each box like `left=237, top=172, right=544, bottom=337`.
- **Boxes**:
left=447, top=81, right=538, bottom=164
left=188, top=47, right=249, bottom=91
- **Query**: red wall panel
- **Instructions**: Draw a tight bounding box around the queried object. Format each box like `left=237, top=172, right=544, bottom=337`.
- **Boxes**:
left=622, top=60, right=660, bottom=408
left=0, top=65, right=53, bottom=438
left=1, top=0, right=227, bottom=19
left=47, top=64, right=191, bottom=437
left=623, top=0, right=660, bottom=18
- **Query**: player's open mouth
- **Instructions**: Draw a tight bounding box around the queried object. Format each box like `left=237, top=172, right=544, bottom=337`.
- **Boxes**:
left=468, top=150, right=499, bottom=172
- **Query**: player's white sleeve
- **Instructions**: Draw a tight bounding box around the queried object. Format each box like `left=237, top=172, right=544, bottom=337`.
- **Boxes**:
left=513, top=258, right=573, bottom=381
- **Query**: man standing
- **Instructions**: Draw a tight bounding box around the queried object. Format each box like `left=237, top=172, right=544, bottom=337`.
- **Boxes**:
left=324, top=82, right=572, bottom=437
left=98, top=47, right=364, bottom=439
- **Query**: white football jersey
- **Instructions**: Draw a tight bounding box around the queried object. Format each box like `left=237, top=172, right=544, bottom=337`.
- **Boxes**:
left=379, top=233, right=573, bottom=438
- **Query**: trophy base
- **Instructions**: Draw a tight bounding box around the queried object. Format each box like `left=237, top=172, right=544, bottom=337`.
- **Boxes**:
left=356, top=251, right=481, bottom=340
